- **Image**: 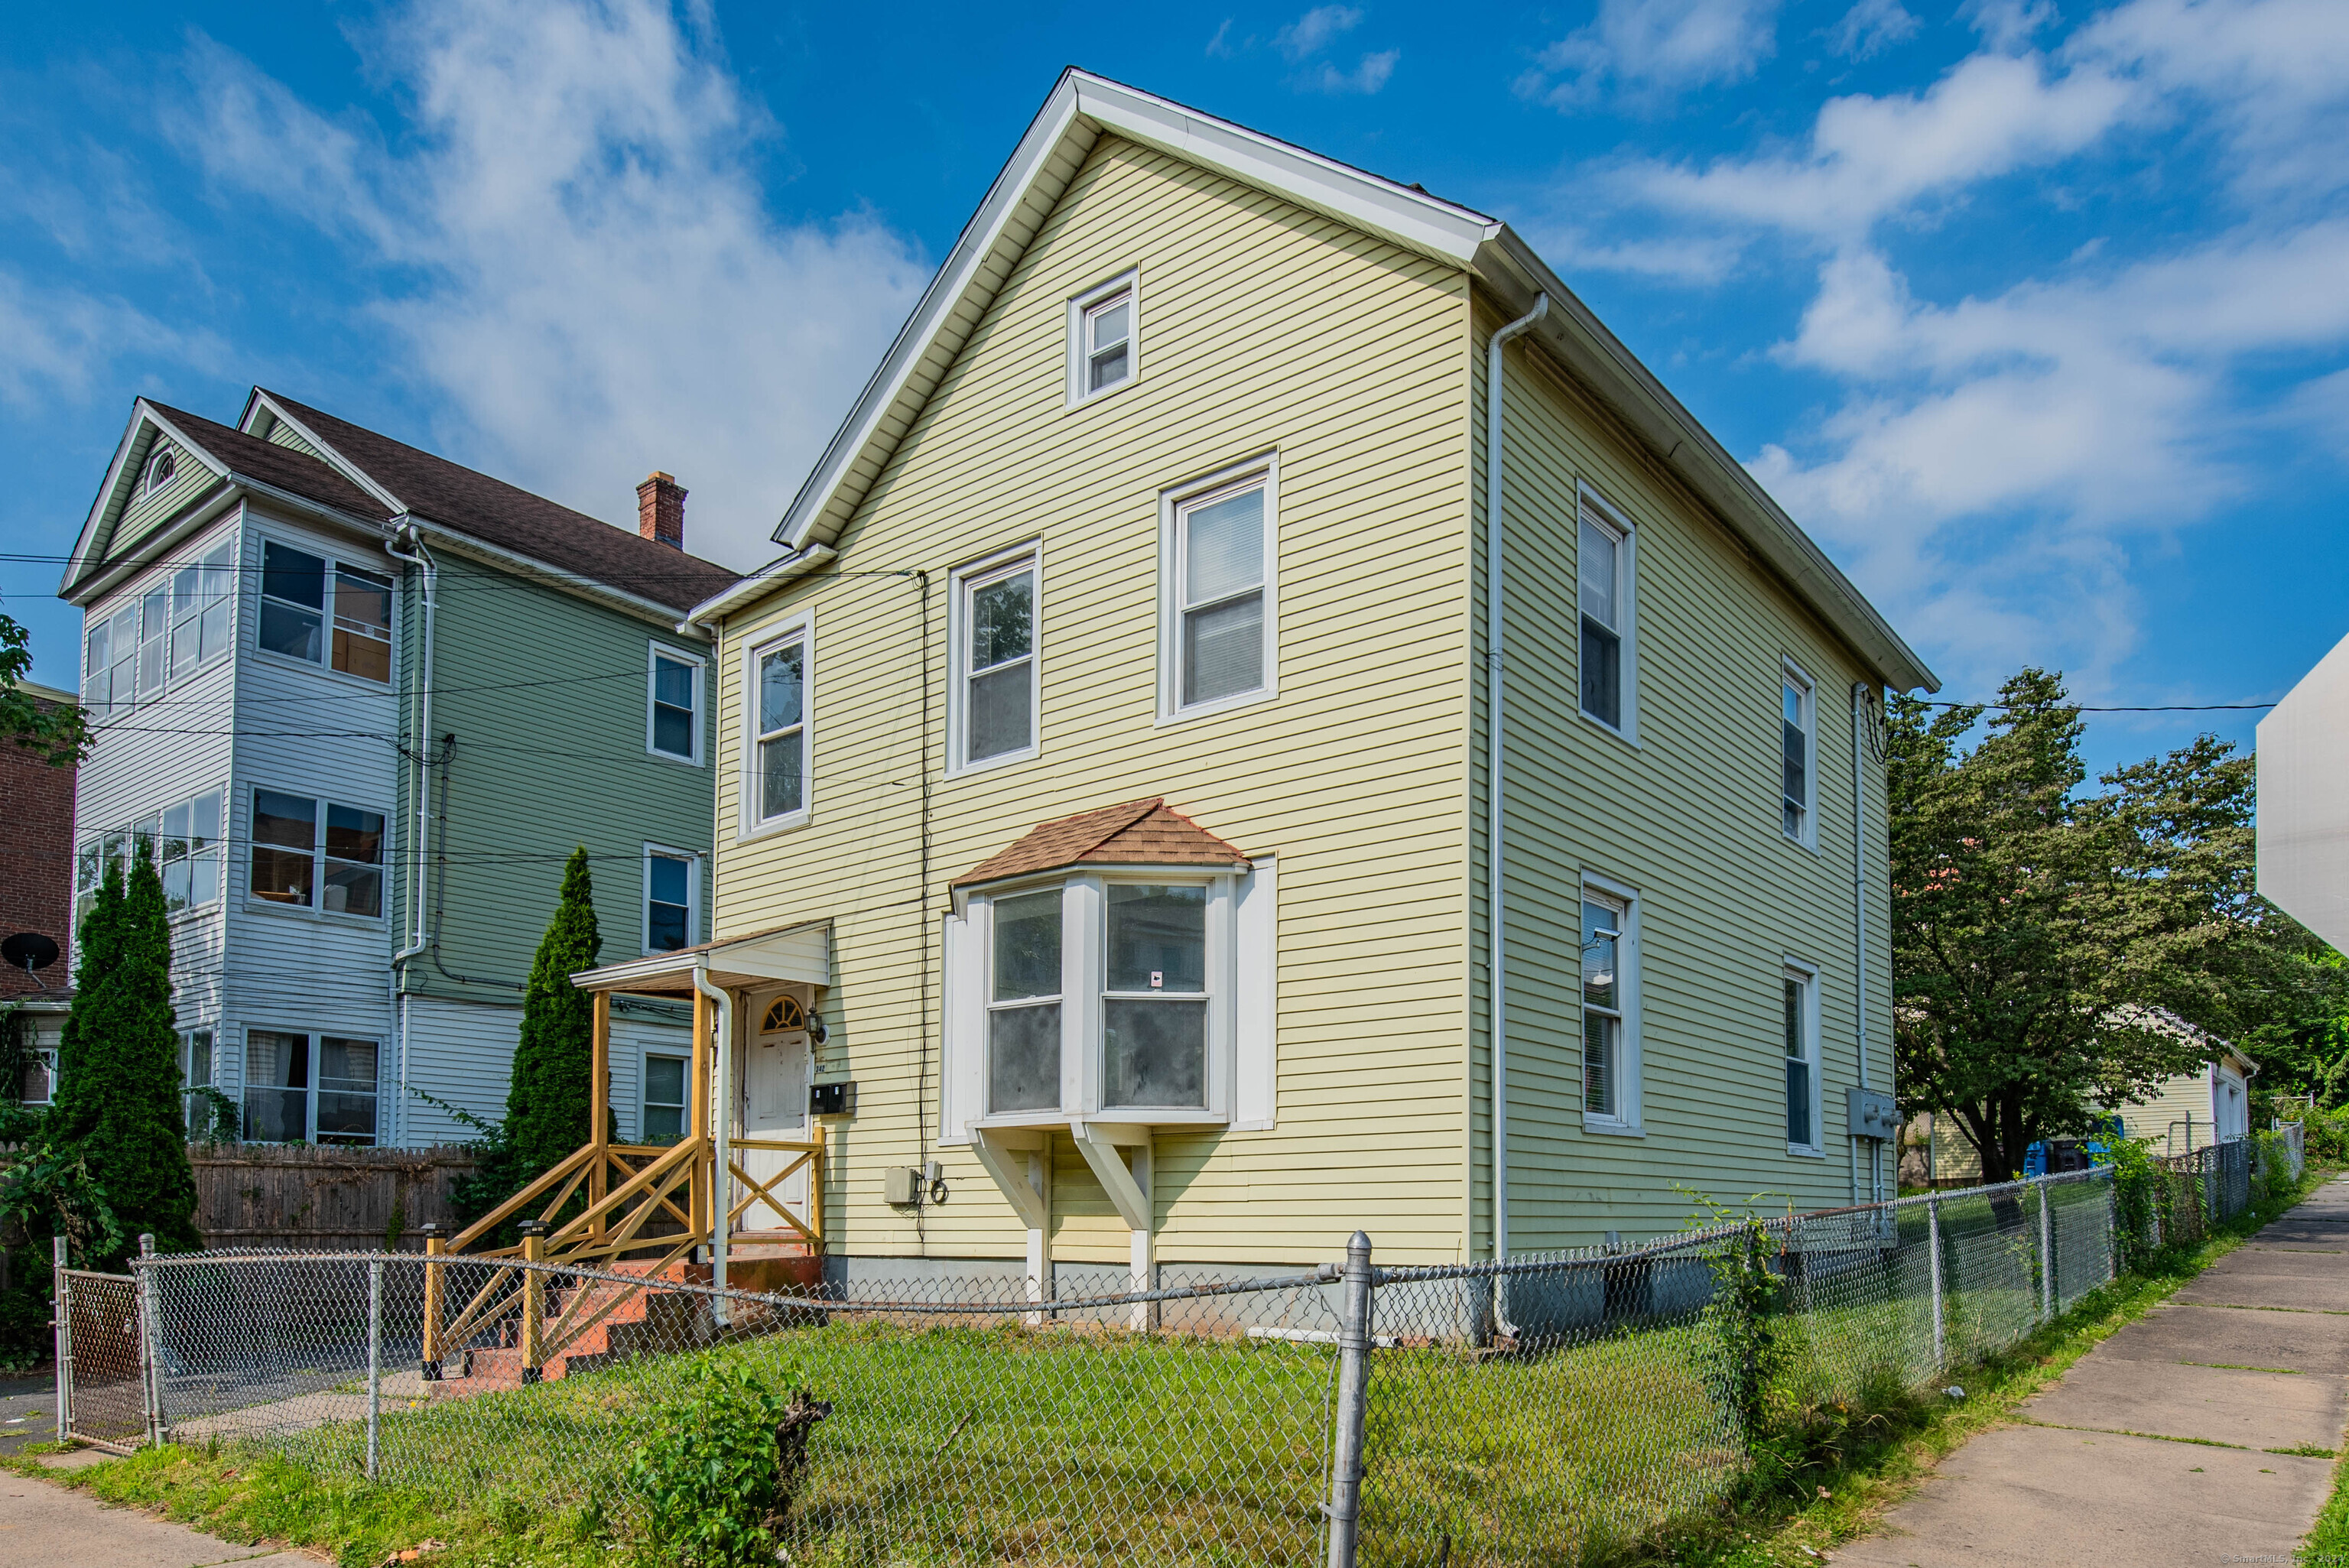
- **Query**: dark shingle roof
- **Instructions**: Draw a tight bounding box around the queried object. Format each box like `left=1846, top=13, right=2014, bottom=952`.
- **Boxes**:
left=953, top=798, right=1253, bottom=889
left=146, top=403, right=394, bottom=524
left=259, top=391, right=739, bottom=613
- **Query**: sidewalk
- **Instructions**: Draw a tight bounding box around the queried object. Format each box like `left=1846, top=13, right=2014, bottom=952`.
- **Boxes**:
left=1835, top=1174, right=2349, bottom=1566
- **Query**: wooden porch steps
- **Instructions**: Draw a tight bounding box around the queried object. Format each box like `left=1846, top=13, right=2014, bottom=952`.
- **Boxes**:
left=429, top=1243, right=822, bottom=1398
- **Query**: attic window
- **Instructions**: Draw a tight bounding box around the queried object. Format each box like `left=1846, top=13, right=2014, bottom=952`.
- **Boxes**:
left=143, top=446, right=177, bottom=496
left=1067, top=271, right=1139, bottom=406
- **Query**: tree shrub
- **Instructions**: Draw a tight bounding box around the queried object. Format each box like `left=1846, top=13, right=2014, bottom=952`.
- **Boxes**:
left=625, top=1359, right=830, bottom=1566
left=503, top=848, right=602, bottom=1187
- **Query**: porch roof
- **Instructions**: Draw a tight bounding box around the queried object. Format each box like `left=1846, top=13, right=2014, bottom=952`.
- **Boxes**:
left=569, top=919, right=831, bottom=996
left=951, top=797, right=1252, bottom=890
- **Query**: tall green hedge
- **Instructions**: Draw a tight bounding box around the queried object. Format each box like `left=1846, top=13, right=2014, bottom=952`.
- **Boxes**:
left=504, top=846, right=603, bottom=1183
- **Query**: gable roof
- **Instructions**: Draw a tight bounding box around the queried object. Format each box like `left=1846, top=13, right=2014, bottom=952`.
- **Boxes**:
left=714, top=68, right=1936, bottom=694
left=953, top=797, right=1254, bottom=889
left=61, top=399, right=397, bottom=601
left=245, top=391, right=739, bottom=615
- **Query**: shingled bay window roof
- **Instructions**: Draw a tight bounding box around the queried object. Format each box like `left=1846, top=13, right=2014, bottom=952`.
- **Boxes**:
left=951, top=798, right=1252, bottom=890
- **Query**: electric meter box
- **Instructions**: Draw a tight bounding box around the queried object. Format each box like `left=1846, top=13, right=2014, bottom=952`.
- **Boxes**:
left=1846, top=1086, right=1899, bottom=1141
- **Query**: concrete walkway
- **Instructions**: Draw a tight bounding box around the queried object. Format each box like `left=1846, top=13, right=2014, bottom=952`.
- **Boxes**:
left=1836, top=1175, right=2349, bottom=1567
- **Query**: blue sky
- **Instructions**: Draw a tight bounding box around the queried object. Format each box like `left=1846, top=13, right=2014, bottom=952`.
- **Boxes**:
left=5, top=0, right=2344, bottom=779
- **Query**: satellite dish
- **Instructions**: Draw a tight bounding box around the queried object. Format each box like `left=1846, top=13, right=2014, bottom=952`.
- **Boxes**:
left=2, top=933, right=60, bottom=973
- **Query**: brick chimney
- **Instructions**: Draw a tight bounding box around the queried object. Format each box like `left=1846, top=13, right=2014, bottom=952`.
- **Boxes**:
left=636, top=472, right=687, bottom=550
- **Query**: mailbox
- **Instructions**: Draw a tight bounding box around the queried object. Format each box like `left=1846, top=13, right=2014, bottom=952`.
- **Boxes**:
left=810, top=1080, right=856, bottom=1118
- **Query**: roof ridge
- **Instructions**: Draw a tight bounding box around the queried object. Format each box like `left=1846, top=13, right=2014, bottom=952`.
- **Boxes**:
left=1072, top=796, right=1166, bottom=856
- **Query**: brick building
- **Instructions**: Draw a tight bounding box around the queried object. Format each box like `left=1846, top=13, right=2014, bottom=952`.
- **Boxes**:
left=2, top=678, right=76, bottom=1105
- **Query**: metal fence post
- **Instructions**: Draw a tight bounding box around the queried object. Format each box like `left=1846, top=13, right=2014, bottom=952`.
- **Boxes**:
left=2038, top=1179, right=2054, bottom=1323
left=51, top=1235, right=70, bottom=1444
left=1927, top=1193, right=1945, bottom=1369
left=136, top=1233, right=165, bottom=1448
left=366, top=1257, right=384, bottom=1481
left=1324, top=1230, right=1374, bottom=1568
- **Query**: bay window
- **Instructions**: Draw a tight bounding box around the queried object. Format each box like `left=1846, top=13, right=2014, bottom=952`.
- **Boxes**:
left=946, top=861, right=1276, bottom=1133
left=74, top=790, right=223, bottom=921
left=249, top=788, right=385, bottom=917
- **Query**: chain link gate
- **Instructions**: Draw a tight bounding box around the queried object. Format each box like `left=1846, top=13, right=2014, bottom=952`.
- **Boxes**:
left=53, top=1234, right=155, bottom=1454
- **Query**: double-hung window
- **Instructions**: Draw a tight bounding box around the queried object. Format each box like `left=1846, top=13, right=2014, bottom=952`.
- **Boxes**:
left=952, top=553, right=1038, bottom=770
left=988, top=889, right=1064, bottom=1112
left=1103, top=885, right=1210, bottom=1109
left=1164, top=464, right=1275, bottom=718
left=136, top=586, right=169, bottom=700
left=82, top=603, right=137, bottom=717
left=1067, top=271, right=1138, bottom=404
left=181, top=1029, right=219, bottom=1138
left=249, top=789, right=385, bottom=917
left=1578, top=497, right=1632, bottom=732
left=258, top=541, right=392, bottom=682
left=75, top=790, right=223, bottom=920
left=745, top=622, right=811, bottom=831
left=642, top=1054, right=688, bottom=1143
left=169, top=543, right=236, bottom=678
left=648, top=644, right=703, bottom=762
left=645, top=847, right=698, bottom=953
left=1782, top=664, right=1815, bottom=844
left=245, top=1030, right=379, bottom=1144
left=1784, top=965, right=1820, bottom=1150
left=1581, top=894, right=1627, bottom=1119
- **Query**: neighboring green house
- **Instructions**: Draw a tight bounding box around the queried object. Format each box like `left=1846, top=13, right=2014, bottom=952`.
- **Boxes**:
left=58, top=388, right=737, bottom=1148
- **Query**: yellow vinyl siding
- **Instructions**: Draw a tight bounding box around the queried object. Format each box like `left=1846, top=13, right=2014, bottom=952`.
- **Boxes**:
left=713, top=136, right=1477, bottom=1267
left=1470, top=303, right=1896, bottom=1249
left=2125, top=1070, right=2221, bottom=1154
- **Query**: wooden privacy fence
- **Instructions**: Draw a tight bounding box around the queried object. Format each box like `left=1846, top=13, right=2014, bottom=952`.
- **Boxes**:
left=190, top=1144, right=477, bottom=1251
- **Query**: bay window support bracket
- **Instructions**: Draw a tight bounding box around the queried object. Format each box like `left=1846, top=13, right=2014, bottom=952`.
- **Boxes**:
left=972, top=1128, right=1053, bottom=1323
left=1071, top=1120, right=1154, bottom=1330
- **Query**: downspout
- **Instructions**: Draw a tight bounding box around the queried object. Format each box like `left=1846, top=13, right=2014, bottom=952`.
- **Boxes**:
left=1485, top=292, right=1548, bottom=1269
left=691, top=958, right=733, bottom=1323
left=1851, top=683, right=1875, bottom=1204
left=385, top=523, right=437, bottom=1147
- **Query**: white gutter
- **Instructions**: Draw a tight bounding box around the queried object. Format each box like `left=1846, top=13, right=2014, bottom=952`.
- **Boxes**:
left=1851, top=683, right=1873, bottom=1206
left=679, top=544, right=838, bottom=631
left=385, top=524, right=438, bottom=1144
left=1486, top=293, right=1548, bottom=1273
left=690, top=958, right=734, bottom=1323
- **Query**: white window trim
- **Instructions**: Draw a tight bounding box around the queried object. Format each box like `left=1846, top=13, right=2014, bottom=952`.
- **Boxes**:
left=640, top=1050, right=690, bottom=1144
left=239, top=1025, right=383, bottom=1147
left=1580, top=870, right=1643, bottom=1136
left=950, top=863, right=1262, bottom=1135
left=642, top=842, right=702, bottom=956
left=1157, top=452, right=1280, bottom=726
left=646, top=641, right=707, bottom=767
left=249, top=528, right=397, bottom=690
left=1784, top=957, right=1825, bottom=1157
left=143, top=444, right=177, bottom=497
left=1782, top=657, right=1818, bottom=851
left=1066, top=268, right=1141, bottom=409
left=242, top=786, right=391, bottom=923
left=945, top=541, right=1043, bottom=778
left=1575, top=483, right=1639, bottom=746
left=83, top=536, right=238, bottom=721
left=738, top=611, right=814, bottom=841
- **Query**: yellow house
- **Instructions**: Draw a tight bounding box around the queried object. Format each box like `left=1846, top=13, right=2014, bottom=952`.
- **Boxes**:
left=571, top=71, right=1938, bottom=1297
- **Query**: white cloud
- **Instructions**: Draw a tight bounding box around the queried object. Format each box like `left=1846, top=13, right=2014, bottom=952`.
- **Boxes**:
left=1520, top=0, right=1780, bottom=110
left=1961, top=0, right=2058, bottom=53
left=1314, top=49, right=1399, bottom=93
left=0, top=270, right=216, bottom=409
left=1624, top=51, right=2134, bottom=238
left=168, top=0, right=928, bottom=570
left=1828, top=0, right=1920, bottom=61
left=1275, top=5, right=1362, bottom=60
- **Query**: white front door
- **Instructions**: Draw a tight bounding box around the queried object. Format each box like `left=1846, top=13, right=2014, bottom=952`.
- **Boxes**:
left=734, top=992, right=814, bottom=1235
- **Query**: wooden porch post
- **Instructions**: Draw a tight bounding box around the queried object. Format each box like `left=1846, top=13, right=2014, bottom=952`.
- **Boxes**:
left=691, top=989, right=712, bottom=1244
left=589, top=991, right=610, bottom=1239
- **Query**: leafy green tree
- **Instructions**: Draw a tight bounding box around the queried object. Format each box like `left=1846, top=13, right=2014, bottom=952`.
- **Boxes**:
left=48, top=849, right=200, bottom=1262
left=503, top=847, right=603, bottom=1183
left=1889, top=668, right=2323, bottom=1180
left=0, top=612, right=89, bottom=765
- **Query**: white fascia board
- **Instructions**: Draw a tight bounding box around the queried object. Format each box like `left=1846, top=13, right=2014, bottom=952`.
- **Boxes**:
left=62, top=402, right=236, bottom=596
left=403, top=518, right=710, bottom=632
left=1070, top=73, right=1498, bottom=266
left=1473, top=230, right=1941, bottom=696
left=772, top=68, right=1500, bottom=557
left=681, top=544, right=840, bottom=630
left=239, top=389, right=408, bottom=515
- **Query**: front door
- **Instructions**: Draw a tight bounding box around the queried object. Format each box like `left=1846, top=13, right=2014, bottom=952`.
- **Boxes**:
left=734, top=992, right=814, bottom=1235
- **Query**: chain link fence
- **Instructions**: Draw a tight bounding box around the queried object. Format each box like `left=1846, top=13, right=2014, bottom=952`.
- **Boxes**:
left=57, top=1144, right=2294, bottom=1566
